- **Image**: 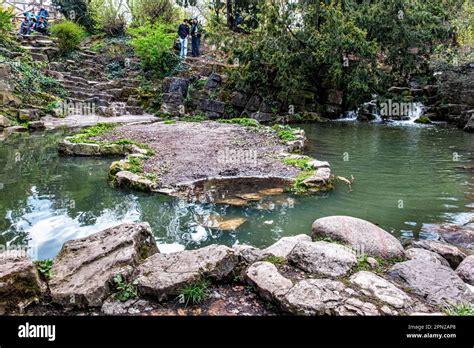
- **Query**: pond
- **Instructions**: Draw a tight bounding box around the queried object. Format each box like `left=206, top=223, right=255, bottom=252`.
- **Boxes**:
left=0, top=121, right=472, bottom=260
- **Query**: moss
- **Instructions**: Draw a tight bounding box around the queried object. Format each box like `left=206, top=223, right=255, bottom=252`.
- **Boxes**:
left=272, top=124, right=298, bottom=142
left=443, top=304, right=474, bottom=316
left=219, top=118, right=261, bottom=128
left=414, top=116, right=432, bottom=124
left=282, top=157, right=313, bottom=170
left=292, top=169, right=317, bottom=194
left=264, top=255, right=287, bottom=267
left=68, top=124, right=155, bottom=156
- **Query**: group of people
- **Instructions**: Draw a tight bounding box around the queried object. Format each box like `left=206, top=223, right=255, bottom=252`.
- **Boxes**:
left=177, top=17, right=202, bottom=59
left=19, top=8, right=50, bottom=36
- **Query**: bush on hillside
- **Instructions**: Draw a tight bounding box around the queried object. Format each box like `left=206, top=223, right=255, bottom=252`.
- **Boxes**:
left=51, top=21, right=86, bottom=54
left=128, top=23, right=179, bottom=78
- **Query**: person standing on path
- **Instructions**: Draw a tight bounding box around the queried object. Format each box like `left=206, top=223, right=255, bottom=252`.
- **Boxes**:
left=191, top=17, right=202, bottom=57
left=178, top=19, right=190, bottom=59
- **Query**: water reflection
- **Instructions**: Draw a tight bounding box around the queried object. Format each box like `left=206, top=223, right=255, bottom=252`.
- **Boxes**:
left=0, top=123, right=472, bottom=260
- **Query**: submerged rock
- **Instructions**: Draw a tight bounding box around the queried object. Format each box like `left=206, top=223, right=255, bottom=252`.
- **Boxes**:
left=349, top=271, right=412, bottom=309
left=405, top=248, right=450, bottom=267
left=199, top=214, right=247, bottom=231
left=455, top=255, right=474, bottom=285
left=49, top=223, right=158, bottom=308
left=137, top=245, right=238, bottom=301
left=288, top=241, right=357, bottom=277
left=411, top=240, right=466, bottom=269
left=312, top=216, right=405, bottom=259
left=0, top=254, right=44, bottom=314
left=245, top=262, right=293, bottom=302
left=387, top=260, right=473, bottom=306
left=262, top=234, right=312, bottom=258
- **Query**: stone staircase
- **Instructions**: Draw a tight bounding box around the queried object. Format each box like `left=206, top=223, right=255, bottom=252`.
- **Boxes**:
left=16, top=34, right=147, bottom=118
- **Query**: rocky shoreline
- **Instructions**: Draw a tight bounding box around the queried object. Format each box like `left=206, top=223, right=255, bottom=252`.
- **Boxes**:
left=1, top=216, right=472, bottom=316
left=58, top=120, right=334, bottom=203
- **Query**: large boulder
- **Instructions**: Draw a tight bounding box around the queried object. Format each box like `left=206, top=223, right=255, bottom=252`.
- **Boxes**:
left=349, top=271, right=412, bottom=309
left=137, top=245, right=238, bottom=301
left=421, top=223, right=474, bottom=250
left=312, top=216, right=405, bottom=259
left=405, top=248, right=450, bottom=267
left=262, top=234, right=311, bottom=258
left=162, top=77, right=189, bottom=97
left=49, top=223, right=158, bottom=308
left=245, top=262, right=293, bottom=302
left=387, top=260, right=473, bottom=306
left=288, top=241, right=357, bottom=277
left=455, top=255, right=474, bottom=285
left=411, top=240, right=466, bottom=269
left=0, top=254, right=44, bottom=314
left=232, top=245, right=262, bottom=265
left=282, top=279, right=379, bottom=316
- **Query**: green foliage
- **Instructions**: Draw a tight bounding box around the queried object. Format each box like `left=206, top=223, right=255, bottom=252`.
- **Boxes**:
left=0, top=5, right=13, bottom=35
left=128, top=23, right=180, bottom=79
left=105, top=60, right=125, bottom=79
left=127, top=156, right=144, bottom=174
left=444, top=304, right=474, bottom=316
left=131, top=0, right=179, bottom=25
left=89, top=0, right=128, bottom=37
left=220, top=118, right=260, bottom=127
left=230, top=1, right=378, bottom=110
left=51, top=21, right=86, bottom=54
left=9, top=59, right=67, bottom=105
left=113, top=274, right=139, bottom=302
left=292, top=169, right=317, bottom=194
left=177, top=279, right=210, bottom=307
left=282, top=157, right=313, bottom=171
left=35, top=259, right=53, bottom=280
left=52, top=0, right=96, bottom=32
left=264, top=255, right=287, bottom=266
left=273, top=125, right=297, bottom=142
left=69, top=123, right=117, bottom=143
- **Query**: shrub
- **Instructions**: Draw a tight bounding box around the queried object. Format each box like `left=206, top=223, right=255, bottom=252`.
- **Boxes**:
left=131, top=0, right=179, bottom=25
left=0, top=5, right=13, bottom=34
left=51, top=21, right=86, bottom=53
left=128, top=23, right=179, bottom=78
left=90, top=0, right=128, bottom=37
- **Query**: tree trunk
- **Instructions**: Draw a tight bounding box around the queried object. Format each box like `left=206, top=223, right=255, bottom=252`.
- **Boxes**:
left=227, top=0, right=234, bottom=30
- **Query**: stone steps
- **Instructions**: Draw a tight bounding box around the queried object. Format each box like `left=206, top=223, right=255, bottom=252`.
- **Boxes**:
left=11, top=35, right=147, bottom=118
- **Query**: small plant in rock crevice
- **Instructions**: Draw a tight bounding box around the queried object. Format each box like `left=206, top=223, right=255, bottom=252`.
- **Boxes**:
left=112, top=274, right=139, bottom=302
left=444, top=303, right=474, bottom=316
left=176, top=279, right=210, bottom=307
left=35, top=259, right=54, bottom=280
left=264, top=255, right=287, bottom=267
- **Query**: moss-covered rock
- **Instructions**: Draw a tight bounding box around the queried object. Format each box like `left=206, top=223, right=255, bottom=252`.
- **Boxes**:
left=414, top=116, right=432, bottom=124
left=0, top=254, right=44, bottom=314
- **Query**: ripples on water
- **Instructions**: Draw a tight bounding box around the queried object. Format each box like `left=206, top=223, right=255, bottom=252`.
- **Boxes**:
left=0, top=123, right=472, bottom=260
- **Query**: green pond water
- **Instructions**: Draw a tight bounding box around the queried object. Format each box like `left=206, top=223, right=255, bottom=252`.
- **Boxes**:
left=0, top=122, right=472, bottom=260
